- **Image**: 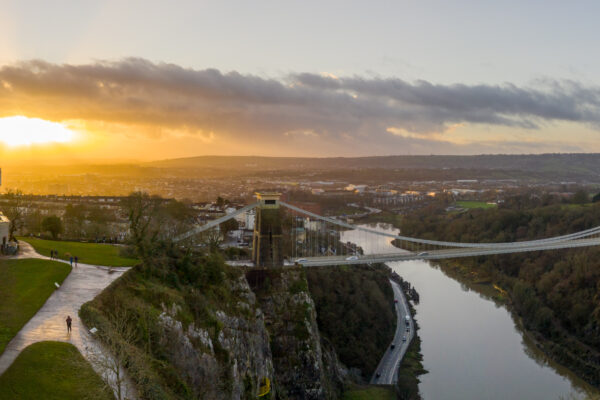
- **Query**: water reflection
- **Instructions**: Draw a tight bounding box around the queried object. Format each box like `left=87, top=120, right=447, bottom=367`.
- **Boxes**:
left=341, top=223, right=597, bottom=400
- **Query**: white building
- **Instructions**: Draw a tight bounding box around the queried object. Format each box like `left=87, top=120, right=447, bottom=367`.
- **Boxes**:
left=0, top=212, right=9, bottom=247
left=234, top=209, right=255, bottom=230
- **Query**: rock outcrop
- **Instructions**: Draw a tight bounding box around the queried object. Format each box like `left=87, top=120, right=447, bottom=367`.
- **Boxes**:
left=248, top=268, right=345, bottom=399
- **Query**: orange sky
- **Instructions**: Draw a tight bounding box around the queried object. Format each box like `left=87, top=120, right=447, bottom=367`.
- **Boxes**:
left=0, top=58, right=599, bottom=165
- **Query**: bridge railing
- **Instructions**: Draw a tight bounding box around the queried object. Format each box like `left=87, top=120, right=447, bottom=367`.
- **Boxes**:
left=279, top=201, right=600, bottom=249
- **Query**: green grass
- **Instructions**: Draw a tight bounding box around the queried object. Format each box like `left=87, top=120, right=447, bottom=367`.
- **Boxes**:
left=0, top=259, right=70, bottom=354
left=18, top=237, right=139, bottom=267
left=456, top=200, right=497, bottom=209
left=0, top=341, right=113, bottom=400
left=342, top=385, right=396, bottom=400
left=561, top=203, right=595, bottom=209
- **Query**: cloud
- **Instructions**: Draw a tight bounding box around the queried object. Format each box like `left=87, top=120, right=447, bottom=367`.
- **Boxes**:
left=0, top=58, right=599, bottom=155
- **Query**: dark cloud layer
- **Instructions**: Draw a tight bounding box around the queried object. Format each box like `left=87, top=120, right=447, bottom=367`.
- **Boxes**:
left=0, top=58, right=598, bottom=151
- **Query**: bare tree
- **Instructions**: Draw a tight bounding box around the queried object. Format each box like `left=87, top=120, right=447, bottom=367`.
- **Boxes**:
left=3, top=189, right=29, bottom=241
left=122, top=191, right=164, bottom=263
left=84, top=308, right=141, bottom=400
left=201, top=227, right=223, bottom=253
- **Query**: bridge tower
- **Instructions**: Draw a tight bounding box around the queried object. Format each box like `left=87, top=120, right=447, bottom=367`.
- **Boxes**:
left=252, top=192, right=283, bottom=267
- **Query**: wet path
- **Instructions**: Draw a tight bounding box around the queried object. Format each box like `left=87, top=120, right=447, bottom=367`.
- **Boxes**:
left=0, top=242, right=134, bottom=397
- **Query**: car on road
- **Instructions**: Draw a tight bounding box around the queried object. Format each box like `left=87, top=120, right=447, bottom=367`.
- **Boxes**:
left=402, top=336, right=407, bottom=342
left=418, top=251, right=429, bottom=256
left=390, top=344, right=395, bottom=350
left=406, top=326, right=410, bottom=332
left=375, top=372, right=381, bottom=379
left=295, top=258, right=308, bottom=263
left=394, top=299, right=398, bottom=303
left=345, top=255, right=359, bottom=261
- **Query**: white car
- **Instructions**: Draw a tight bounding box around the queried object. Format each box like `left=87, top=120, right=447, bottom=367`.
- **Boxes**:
left=345, top=255, right=359, bottom=261
left=295, top=258, right=308, bottom=263
left=417, top=252, right=429, bottom=256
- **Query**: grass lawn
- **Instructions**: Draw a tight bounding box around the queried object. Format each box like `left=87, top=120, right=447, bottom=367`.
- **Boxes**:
left=0, top=341, right=113, bottom=400
left=342, top=385, right=396, bottom=400
left=0, top=259, right=70, bottom=354
left=18, top=237, right=139, bottom=267
left=456, top=200, right=497, bottom=209
left=561, top=203, right=596, bottom=209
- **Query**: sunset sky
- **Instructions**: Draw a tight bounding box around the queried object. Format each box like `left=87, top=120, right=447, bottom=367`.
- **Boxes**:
left=1, top=0, right=600, bottom=164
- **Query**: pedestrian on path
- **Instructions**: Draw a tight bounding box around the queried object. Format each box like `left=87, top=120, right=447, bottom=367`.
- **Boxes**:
left=70, top=256, right=73, bottom=267
left=66, top=315, right=72, bottom=333
left=74, top=256, right=78, bottom=267
left=50, top=250, right=53, bottom=259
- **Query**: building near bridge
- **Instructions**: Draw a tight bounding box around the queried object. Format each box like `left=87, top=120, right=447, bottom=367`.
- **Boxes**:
left=0, top=212, right=10, bottom=250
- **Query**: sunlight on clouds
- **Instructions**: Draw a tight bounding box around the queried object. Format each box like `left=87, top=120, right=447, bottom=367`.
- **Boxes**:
left=386, top=126, right=456, bottom=143
left=0, top=116, right=76, bottom=146
left=283, top=129, right=319, bottom=137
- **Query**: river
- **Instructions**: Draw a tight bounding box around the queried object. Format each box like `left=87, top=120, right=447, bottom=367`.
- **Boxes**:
left=341, top=223, right=597, bottom=400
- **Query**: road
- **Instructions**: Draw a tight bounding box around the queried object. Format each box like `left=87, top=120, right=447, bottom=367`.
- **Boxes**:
left=370, top=279, right=414, bottom=384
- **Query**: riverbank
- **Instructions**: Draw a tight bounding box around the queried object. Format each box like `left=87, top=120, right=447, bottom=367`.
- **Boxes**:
left=343, top=222, right=596, bottom=399
left=396, top=302, right=426, bottom=400
left=435, top=258, right=599, bottom=393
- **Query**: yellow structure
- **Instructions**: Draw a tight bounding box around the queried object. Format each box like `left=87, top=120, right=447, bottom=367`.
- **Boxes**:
left=257, top=377, right=271, bottom=397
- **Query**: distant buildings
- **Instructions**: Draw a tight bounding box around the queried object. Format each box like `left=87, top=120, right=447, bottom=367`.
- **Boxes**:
left=233, top=208, right=256, bottom=230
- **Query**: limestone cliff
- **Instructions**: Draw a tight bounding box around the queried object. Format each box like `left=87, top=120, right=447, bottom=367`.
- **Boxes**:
left=247, top=268, right=345, bottom=399
left=81, top=260, right=345, bottom=400
left=155, top=275, right=274, bottom=399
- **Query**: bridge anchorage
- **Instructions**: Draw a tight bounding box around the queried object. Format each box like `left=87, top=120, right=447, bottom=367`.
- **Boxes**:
left=175, top=196, right=600, bottom=267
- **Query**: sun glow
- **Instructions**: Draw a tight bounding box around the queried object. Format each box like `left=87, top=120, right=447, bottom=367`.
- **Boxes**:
left=0, top=116, right=76, bottom=147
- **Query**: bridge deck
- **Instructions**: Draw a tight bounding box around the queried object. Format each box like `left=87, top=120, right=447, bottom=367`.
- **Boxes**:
left=299, top=237, right=600, bottom=267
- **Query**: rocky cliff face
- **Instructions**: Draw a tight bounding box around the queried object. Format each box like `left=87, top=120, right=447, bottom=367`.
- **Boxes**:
left=82, top=263, right=346, bottom=400
left=157, top=275, right=274, bottom=399
left=247, top=268, right=345, bottom=399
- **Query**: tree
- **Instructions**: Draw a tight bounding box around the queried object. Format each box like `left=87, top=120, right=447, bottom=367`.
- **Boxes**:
left=64, top=203, right=87, bottom=238
left=83, top=308, right=140, bottom=400
left=593, top=192, right=600, bottom=203
left=3, top=189, right=29, bottom=241
left=572, top=190, right=589, bottom=204
left=201, top=228, right=223, bottom=253
left=41, top=215, right=63, bottom=239
left=24, top=209, right=43, bottom=235
left=220, top=217, right=239, bottom=237
left=121, top=192, right=164, bottom=263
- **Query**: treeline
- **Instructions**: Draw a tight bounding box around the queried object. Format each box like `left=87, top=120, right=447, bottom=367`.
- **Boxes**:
left=399, top=199, right=600, bottom=386
left=2, top=190, right=197, bottom=243
left=306, top=264, right=395, bottom=379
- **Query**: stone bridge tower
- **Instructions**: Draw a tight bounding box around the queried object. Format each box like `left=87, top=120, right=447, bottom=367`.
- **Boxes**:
left=252, top=192, right=283, bottom=267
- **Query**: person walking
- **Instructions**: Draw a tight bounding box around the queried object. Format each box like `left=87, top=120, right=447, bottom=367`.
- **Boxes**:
left=69, top=256, right=73, bottom=267
left=50, top=250, right=53, bottom=259
left=74, top=256, right=78, bottom=267
left=66, top=315, right=72, bottom=333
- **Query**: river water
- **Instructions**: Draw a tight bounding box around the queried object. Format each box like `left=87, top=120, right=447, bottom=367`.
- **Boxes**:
left=341, top=223, right=597, bottom=400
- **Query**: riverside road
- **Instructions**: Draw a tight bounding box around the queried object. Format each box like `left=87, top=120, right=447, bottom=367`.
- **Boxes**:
left=370, top=279, right=414, bottom=384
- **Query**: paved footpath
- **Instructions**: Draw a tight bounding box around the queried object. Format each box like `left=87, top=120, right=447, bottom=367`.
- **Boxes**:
left=0, top=242, right=134, bottom=397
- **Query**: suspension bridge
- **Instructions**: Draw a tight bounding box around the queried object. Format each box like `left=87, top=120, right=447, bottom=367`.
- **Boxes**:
left=175, top=192, right=600, bottom=267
